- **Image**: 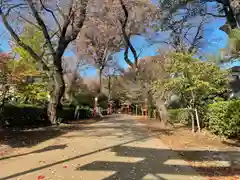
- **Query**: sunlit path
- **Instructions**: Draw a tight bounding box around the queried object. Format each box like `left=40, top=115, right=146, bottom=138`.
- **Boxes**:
left=0, top=116, right=221, bottom=180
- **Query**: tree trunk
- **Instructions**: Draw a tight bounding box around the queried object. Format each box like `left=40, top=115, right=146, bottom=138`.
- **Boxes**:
left=224, top=4, right=238, bottom=29
left=0, top=85, right=8, bottom=128
left=190, top=110, right=195, bottom=133
left=98, top=68, right=103, bottom=94
left=147, top=91, right=154, bottom=118
left=195, top=108, right=201, bottom=132
left=155, top=99, right=169, bottom=126
left=220, top=1, right=240, bottom=33
left=155, top=106, right=161, bottom=121
left=108, top=76, right=112, bottom=114
left=47, top=70, right=65, bottom=125
left=236, top=13, right=240, bottom=27
left=229, top=0, right=240, bottom=27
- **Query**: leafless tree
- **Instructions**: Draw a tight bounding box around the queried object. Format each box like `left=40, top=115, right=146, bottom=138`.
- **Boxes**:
left=77, top=6, right=122, bottom=93
left=107, top=0, right=158, bottom=71
left=0, top=0, right=89, bottom=124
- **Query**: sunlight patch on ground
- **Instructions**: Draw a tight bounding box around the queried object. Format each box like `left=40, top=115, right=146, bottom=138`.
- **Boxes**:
left=156, top=173, right=203, bottom=180
left=163, top=159, right=231, bottom=167
left=101, top=151, right=145, bottom=163
left=142, top=173, right=161, bottom=180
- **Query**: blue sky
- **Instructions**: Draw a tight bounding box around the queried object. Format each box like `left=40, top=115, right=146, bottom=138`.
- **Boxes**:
left=0, top=1, right=239, bottom=77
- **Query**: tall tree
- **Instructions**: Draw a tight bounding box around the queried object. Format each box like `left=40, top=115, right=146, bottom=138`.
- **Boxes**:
left=153, top=52, right=229, bottom=131
left=77, top=10, right=121, bottom=93
left=62, top=56, right=85, bottom=104
left=107, top=0, right=157, bottom=71
left=0, top=0, right=88, bottom=124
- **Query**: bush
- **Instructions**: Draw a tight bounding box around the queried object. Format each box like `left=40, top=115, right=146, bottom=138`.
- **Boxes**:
left=59, top=106, right=75, bottom=121
left=168, top=108, right=190, bottom=125
left=206, top=100, right=240, bottom=138
left=74, top=92, right=94, bottom=107
left=0, top=104, right=92, bottom=128
left=74, top=92, right=108, bottom=109
left=1, top=104, right=49, bottom=127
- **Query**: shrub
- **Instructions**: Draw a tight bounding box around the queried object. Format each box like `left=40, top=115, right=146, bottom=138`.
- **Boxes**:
left=1, top=104, right=92, bottom=128
left=1, top=104, right=49, bottom=127
left=74, top=92, right=94, bottom=107
left=59, top=106, right=75, bottom=121
left=74, top=92, right=108, bottom=109
left=168, top=108, right=190, bottom=125
left=206, top=100, right=240, bottom=138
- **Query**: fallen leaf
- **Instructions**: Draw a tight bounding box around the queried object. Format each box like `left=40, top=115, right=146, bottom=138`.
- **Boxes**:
left=63, top=165, right=67, bottom=168
left=38, top=175, right=45, bottom=179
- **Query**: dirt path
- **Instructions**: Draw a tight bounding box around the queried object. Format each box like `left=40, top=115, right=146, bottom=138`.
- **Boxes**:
left=0, top=116, right=206, bottom=180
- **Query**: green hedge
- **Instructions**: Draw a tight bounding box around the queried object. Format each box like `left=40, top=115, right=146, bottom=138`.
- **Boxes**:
left=74, top=92, right=108, bottom=109
left=1, top=104, right=49, bottom=127
left=0, top=104, right=91, bottom=128
left=168, top=108, right=190, bottom=125
left=206, top=100, right=240, bottom=138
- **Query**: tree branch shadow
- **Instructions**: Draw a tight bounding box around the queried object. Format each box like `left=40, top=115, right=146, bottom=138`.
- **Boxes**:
left=0, top=116, right=239, bottom=180
left=0, top=133, right=239, bottom=180
left=0, top=117, right=107, bottom=148
left=77, top=146, right=240, bottom=179
left=0, top=135, right=152, bottom=180
left=222, top=140, right=240, bottom=148
left=0, top=144, right=67, bottom=161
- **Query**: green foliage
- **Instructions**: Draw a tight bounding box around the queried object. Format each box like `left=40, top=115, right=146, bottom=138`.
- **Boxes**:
left=168, top=108, right=190, bottom=125
left=1, top=104, right=49, bottom=127
left=168, top=53, right=228, bottom=93
left=1, top=104, right=92, bottom=128
left=152, top=53, right=230, bottom=130
left=154, top=53, right=229, bottom=109
left=73, top=92, right=108, bottom=109
left=7, top=25, right=50, bottom=105
left=219, top=29, right=240, bottom=62
left=12, top=24, right=46, bottom=66
left=73, top=92, right=94, bottom=107
left=227, top=29, right=240, bottom=58
left=206, top=100, right=240, bottom=138
left=15, top=82, right=49, bottom=105
left=0, top=53, right=11, bottom=99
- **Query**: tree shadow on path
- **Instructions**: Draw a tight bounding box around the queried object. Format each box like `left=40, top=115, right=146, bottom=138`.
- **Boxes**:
left=77, top=146, right=240, bottom=179
left=0, top=135, right=239, bottom=180
left=0, top=118, right=105, bottom=149
left=0, top=144, right=67, bottom=161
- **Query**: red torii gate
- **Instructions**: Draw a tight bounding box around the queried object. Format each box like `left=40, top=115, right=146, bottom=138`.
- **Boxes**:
left=121, top=99, right=148, bottom=118
left=121, top=101, right=132, bottom=114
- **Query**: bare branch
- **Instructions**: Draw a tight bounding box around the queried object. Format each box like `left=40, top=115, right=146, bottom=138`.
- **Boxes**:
left=56, top=0, right=88, bottom=59
left=204, top=12, right=225, bottom=17
left=26, top=0, right=55, bottom=56
left=16, top=13, right=41, bottom=30
left=5, top=3, right=26, bottom=16
left=124, top=41, right=133, bottom=67
left=39, top=0, right=61, bottom=32
left=119, top=0, right=139, bottom=69
left=56, top=4, right=65, bottom=19
left=136, top=42, right=155, bottom=58
left=188, top=19, right=205, bottom=53
left=59, top=4, right=72, bottom=40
